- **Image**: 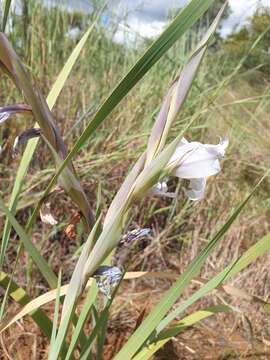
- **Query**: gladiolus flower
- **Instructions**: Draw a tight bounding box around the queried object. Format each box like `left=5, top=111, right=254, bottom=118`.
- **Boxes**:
left=93, top=265, right=122, bottom=298
left=151, top=181, right=176, bottom=198
left=120, top=228, right=151, bottom=245
left=153, top=137, right=228, bottom=201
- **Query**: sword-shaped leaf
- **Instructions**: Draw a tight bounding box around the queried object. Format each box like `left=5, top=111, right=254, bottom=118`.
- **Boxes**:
left=1, top=0, right=11, bottom=33
left=133, top=305, right=232, bottom=360
left=146, top=2, right=227, bottom=163
left=28, top=0, right=218, bottom=221
left=113, top=169, right=269, bottom=360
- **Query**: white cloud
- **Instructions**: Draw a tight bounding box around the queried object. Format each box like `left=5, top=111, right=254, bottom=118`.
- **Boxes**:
left=10, top=0, right=270, bottom=44
left=112, top=15, right=166, bottom=45
left=113, top=0, right=270, bottom=45
left=221, top=0, right=270, bottom=37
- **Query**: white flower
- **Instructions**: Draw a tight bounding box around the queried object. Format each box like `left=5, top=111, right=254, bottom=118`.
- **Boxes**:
left=172, top=137, right=228, bottom=200
left=40, top=203, right=58, bottom=226
left=152, top=137, right=228, bottom=201
left=0, top=111, right=10, bottom=124
left=120, top=228, right=151, bottom=245
left=93, top=266, right=122, bottom=299
left=184, top=178, right=206, bottom=201
left=151, top=180, right=176, bottom=198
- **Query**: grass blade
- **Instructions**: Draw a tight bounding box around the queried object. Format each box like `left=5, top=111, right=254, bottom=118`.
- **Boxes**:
left=0, top=271, right=53, bottom=338
left=49, top=217, right=102, bottom=360
left=25, top=0, right=219, bottom=227
left=157, top=231, right=270, bottom=334
left=133, top=305, right=232, bottom=360
left=49, top=270, right=62, bottom=356
left=79, top=277, right=124, bottom=360
left=0, top=196, right=57, bottom=288
left=113, top=169, right=269, bottom=359
left=0, top=14, right=101, bottom=267
left=46, top=10, right=104, bottom=109
left=64, top=282, right=99, bottom=360
left=1, top=0, right=11, bottom=32
left=2, top=256, right=270, bottom=337
left=0, top=273, right=173, bottom=334
left=70, top=0, right=218, bottom=155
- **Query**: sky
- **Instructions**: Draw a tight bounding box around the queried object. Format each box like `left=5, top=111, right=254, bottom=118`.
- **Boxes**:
left=109, top=0, right=270, bottom=44
left=10, top=0, right=270, bottom=44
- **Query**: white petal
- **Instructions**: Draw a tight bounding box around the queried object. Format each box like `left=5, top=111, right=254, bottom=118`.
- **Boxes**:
left=185, top=178, right=206, bottom=201
left=13, top=128, right=41, bottom=154
left=121, top=228, right=151, bottom=245
left=40, top=203, right=58, bottom=226
left=170, top=138, right=228, bottom=179
left=154, top=181, right=168, bottom=192
left=203, top=137, right=229, bottom=158
left=0, top=112, right=10, bottom=124
left=151, top=181, right=176, bottom=198
left=40, top=213, right=58, bottom=226
left=179, top=137, right=189, bottom=145
left=93, top=266, right=122, bottom=299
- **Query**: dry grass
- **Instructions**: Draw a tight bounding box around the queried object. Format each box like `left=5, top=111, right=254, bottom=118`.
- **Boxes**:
left=1, top=4, right=270, bottom=359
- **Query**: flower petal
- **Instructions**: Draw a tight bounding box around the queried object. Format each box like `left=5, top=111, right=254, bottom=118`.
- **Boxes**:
left=40, top=203, right=58, bottom=226
left=121, top=228, right=151, bottom=245
left=151, top=181, right=176, bottom=198
left=185, top=178, right=206, bottom=201
left=93, top=266, right=122, bottom=299
left=13, top=128, right=41, bottom=154
left=170, top=138, right=228, bottom=179
left=0, top=111, right=10, bottom=124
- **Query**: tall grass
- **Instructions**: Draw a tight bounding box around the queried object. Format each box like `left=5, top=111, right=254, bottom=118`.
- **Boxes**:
left=0, top=0, right=270, bottom=359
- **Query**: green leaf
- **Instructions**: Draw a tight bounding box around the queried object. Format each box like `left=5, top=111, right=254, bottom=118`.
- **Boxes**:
left=0, top=196, right=57, bottom=288
left=157, top=231, right=270, bottom=335
left=0, top=271, right=53, bottom=339
left=64, top=281, right=99, bottom=360
left=146, top=2, right=227, bottom=163
left=0, top=16, right=101, bottom=267
left=79, top=275, right=124, bottom=360
left=46, top=22, right=99, bottom=109
left=49, top=269, right=62, bottom=349
left=70, top=0, right=218, bottom=155
left=113, top=169, right=269, bottom=359
left=1, top=0, right=11, bottom=32
left=26, top=0, right=218, bottom=228
left=50, top=217, right=102, bottom=360
left=0, top=195, right=90, bottom=351
left=133, top=305, right=231, bottom=360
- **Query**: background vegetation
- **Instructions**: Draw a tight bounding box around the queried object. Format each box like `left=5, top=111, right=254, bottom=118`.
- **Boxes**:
left=0, top=1, right=270, bottom=358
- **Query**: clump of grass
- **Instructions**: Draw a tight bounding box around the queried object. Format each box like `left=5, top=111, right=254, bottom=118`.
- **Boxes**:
left=0, top=1, right=270, bottom=359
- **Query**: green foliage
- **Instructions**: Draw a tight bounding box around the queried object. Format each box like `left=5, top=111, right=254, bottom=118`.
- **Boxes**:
left=0, top=1, right=270, bottom=359
left=224, top=6, right=270, bottom=77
